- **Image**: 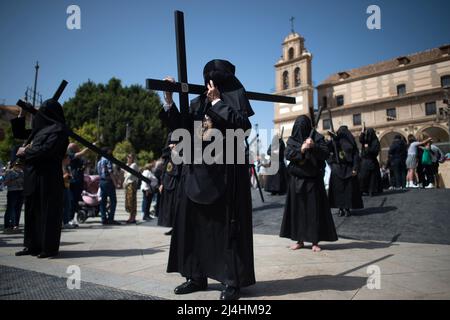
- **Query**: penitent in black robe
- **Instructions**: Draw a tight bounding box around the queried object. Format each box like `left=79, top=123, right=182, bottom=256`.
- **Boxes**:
left=280, top=116, right=338, bottom=244
left=156, top=130, right=182, bottom=228
left=327, top=126, right=364, bottom=209
left=11, top=100, right=69, bottom=255
left=166, top=59, right=255, bottom=288
left=264, top=137, right=288, bottom=195
left=359, top=128, right=382, bottom=195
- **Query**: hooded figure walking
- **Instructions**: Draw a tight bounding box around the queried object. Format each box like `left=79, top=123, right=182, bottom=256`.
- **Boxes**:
left=11, top=99, right=69, bottom=258
left=280, top=115, right=338, bottom=252
left=162, top=60, right=255, bottom=300
left=359, top=128, right=382, bottom=196
left=327, top=126, right=363, bottom=217
left=264, top=134, right=288, bottom=195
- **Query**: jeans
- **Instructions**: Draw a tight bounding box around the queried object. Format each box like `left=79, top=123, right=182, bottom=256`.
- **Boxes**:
left=63, top=188, right=72, bottom=225
left=4, top=190, right=24, bottom=228
left=99, top=180, right=116, bottom=222
left=141, top=190, right=153, bottom=217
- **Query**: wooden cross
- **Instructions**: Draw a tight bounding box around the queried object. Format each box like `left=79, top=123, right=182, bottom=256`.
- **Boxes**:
left=146, top=10, right=296, bottom=115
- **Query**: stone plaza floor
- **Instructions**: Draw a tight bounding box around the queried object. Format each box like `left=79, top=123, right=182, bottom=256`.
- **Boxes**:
left=1, top=188, right=450, bottom=300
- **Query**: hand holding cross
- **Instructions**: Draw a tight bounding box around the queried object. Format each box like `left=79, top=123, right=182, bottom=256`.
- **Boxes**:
left=163, top=76, right=176, bottom=105
left=206, top=80, right=220, bottom=102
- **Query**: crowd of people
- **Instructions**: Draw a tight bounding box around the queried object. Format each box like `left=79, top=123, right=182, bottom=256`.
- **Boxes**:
left=253, top=129, right=446, bottom=195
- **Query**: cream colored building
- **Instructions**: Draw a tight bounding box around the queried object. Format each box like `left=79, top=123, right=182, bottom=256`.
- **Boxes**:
left=317, top=45, right=450, bottom=163
left=273, top=33, right=450, bottom=165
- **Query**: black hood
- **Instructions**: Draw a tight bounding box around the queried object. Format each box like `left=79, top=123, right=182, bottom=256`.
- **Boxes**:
left=290, top=115, right=312, bottom=144
left=31, top=98, right=66, bottom=135
left=202, top=59, right=254, bottom=117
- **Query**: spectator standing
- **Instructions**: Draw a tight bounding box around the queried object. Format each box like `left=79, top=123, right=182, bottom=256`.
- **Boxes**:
left=3, top=160, right=24, bottom=233
left=97, top=148, right=120, bottom=225
left=62, top=154, right=75, bottom=229
left=123, top=154, right=139, bottom=224
left=405, top=134, right=432, bottom=188
left=67, top=143, right=90, bottom=227
left=141, top=162, right=158, bottom=220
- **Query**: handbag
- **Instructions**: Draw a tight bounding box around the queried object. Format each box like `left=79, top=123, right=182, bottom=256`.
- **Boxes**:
left=421, top=148, right=432, bottom=166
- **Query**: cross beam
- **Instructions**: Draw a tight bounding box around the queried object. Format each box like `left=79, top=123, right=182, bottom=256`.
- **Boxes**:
left=146, top=10, right=296, bottom=107
left=16, top=80, right=154, bottom=186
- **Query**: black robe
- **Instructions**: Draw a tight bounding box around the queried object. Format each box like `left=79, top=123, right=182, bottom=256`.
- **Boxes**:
left=11, top=108, right=69, bottom=254
left=264, top=138, right=288, bottom=194
left=359, top=129, right=382, bottom=195
left=166, top=60, right=255, bottom=288
left=280, top=116, right=338, bottom=244
left=327, top=127, right=363, bottom=209
left=156, top=133, right=182, bottom=228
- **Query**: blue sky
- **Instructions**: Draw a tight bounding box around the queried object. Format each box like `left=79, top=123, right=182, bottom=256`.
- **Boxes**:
left=1, top=0, right=449, bottom=150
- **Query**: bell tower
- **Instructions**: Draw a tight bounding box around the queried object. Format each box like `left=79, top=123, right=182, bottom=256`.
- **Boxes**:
left=273, top=23, right=313, bottom=138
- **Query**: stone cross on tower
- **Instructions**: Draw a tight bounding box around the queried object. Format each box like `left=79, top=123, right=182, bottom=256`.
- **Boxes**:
left=290, top=16, right=295, bottom=34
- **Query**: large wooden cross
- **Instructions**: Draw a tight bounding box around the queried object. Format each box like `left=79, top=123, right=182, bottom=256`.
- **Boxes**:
left=146, top=11, right=296, bottom=203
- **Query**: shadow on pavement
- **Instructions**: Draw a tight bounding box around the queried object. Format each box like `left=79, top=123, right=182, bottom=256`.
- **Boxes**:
left=53, top=247, right=164, bottom=259
left=246, top=275, right=366, bottom=298
left=322, top=241, right=397, bottom=251
left=351, top=206, right=398, bottom=216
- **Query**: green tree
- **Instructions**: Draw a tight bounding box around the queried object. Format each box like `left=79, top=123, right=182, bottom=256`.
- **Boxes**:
left=72, top=122, right=100, bottom=166
left=63, top=78, right=167, bottom=158
left=113, top=140, right=135, bottom=162
left=137, top=149, right=155, bottom=168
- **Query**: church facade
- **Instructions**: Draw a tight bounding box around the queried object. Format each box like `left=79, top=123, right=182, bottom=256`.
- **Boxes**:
left=273, top=32, right=450, bottom=165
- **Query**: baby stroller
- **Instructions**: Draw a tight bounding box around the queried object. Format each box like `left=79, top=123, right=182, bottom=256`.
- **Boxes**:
left=76, top=175, right=110, bottom=223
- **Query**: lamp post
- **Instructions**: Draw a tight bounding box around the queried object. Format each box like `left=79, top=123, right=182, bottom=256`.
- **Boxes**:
left=97, top=105, right=101, bottom=143
left=32, top=61, right=39, bottom=107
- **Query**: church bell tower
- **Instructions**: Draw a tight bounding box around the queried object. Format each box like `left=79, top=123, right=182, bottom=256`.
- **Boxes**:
left=273, top=19, right=313, bottom=139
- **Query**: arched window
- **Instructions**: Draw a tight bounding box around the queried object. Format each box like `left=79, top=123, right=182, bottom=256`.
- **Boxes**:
left=294, top=67, right=301, bottom=87
left=282, top=71, right=289, bottom=90
left=288, top=47, right=294, bottom=60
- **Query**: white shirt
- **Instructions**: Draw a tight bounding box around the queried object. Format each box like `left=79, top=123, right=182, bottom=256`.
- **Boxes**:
left=140, top=169, right=157, bottom=191
left=123, top=163, right=139, bottom=185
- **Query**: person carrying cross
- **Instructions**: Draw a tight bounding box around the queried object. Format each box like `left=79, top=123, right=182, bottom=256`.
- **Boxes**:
left=162, top=59, right=255, bottom=300
left=12, top=98, right=69, bottom=258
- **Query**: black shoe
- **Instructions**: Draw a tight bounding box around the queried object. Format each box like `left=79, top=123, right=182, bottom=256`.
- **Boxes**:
left=174, top=279, right=207, bottom=295
left=164, top=229, right=173, bottom=236
left=338, top=209, right=344, bottom=217
left=344, top=209, right=351, bottom=217
left=15, top=248, right=38, bottom=256
left=37, top=252, right=59, bottom=259
left=109, top=220, right=121, bottom=225
left=142, top=215, right=152, bottom=221
left=220, top=286, right=240, bottom=300
left=102, top=220, right=109, bottom=225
